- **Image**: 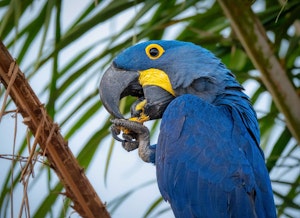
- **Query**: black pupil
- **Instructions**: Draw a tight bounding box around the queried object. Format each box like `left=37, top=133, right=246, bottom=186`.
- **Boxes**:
left=149, top=47, right=159, bottom=57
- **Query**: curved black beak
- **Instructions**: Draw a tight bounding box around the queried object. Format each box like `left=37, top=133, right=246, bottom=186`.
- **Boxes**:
left=99, top=64, right=175, bottom=120
left=99, top=64, right=142, bottom=119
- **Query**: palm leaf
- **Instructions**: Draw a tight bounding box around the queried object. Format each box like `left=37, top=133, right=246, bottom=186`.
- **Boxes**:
left=1, top=0, right=299, bottom=217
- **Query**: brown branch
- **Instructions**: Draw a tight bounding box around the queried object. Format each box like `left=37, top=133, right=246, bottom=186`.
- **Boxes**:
left=0, top=40, right=110, bottom=218
left=217, top=0, right=300, bottom=144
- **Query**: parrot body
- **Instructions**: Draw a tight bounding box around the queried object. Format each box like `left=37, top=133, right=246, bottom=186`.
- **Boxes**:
left=99, top=40, right=277, bottom=217
left=157, top=94, right=274, bottom=217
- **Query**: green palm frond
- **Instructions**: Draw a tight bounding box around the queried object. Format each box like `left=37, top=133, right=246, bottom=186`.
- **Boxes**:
left=0, top=0, right=299, bottom=217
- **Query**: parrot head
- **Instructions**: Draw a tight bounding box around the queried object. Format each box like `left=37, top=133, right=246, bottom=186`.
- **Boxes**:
left=99, top=40, right=242, bottom=121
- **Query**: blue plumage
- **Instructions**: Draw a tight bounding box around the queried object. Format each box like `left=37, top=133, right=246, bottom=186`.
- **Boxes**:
left=99, top=40, right=277, bottom=217
left=157, top=94, right=275, bottom=217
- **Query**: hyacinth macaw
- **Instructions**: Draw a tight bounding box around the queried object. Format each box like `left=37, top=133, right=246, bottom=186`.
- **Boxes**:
left=99, top=40, right=277, bottom=217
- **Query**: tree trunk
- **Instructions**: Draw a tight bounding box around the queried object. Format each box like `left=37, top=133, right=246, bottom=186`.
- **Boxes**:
left=0, top=41, right=110, bottom=218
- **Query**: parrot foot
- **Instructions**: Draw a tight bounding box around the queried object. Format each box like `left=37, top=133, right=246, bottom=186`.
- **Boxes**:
left=111, top=119, right=153, bottom=163
left=111, top=122, right=139, bottom=151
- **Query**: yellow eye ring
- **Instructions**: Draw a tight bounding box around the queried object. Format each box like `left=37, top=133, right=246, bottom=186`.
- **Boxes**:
left=145, top=44, right=165, bottom=60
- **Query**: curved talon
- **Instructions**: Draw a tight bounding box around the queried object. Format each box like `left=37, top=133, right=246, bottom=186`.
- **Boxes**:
left=111, top=119, right=143, bottom=151
left=111, top=125, right=124, bottom=142
left=110, top=122, right=120, bottom=135
left=110, top=118, right=152, bottom=162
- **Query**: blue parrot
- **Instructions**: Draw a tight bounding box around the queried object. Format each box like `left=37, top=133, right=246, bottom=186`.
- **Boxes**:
left=99, top=40, right=277, bottom=217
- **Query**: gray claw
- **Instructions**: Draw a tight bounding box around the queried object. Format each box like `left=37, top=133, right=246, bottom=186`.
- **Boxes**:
left=110, top=119, right=152, bottom=162
left=111, top=124, right=123, bottom=142
left=110, top=119, right=144, bottom=152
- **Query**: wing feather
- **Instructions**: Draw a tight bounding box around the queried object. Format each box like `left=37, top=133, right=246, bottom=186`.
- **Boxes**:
left=156, top=94, right=276, bottom=218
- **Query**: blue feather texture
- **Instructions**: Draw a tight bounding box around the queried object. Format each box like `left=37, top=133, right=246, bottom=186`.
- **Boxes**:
left=111, top=40, right=276, bottom=217
left=157, top=94, right=276, bottom=217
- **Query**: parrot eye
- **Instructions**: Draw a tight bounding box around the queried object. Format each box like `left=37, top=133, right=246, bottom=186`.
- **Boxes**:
left=149, top=48, right=159, bottom=57
left=145, top=44, right=165, bottom=60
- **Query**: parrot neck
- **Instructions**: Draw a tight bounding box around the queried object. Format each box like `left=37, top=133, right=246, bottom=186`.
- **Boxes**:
left=213, top=87, right=261, bottom=147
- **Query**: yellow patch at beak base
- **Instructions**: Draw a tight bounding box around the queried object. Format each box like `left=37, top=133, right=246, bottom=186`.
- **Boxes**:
left=139, top=68, right=175, bottom=96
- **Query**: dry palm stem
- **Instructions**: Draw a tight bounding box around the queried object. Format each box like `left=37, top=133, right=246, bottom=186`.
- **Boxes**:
left=0, top=40, right=110, bottom=218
